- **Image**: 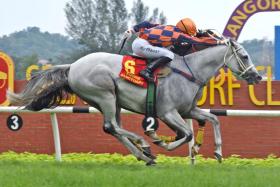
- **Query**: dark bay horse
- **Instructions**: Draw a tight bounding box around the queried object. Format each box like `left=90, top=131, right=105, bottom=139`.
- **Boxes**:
left=8, top=40, right=262, bottom=165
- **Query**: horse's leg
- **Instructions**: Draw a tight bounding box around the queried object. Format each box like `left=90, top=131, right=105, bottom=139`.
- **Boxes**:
left=115, top=106, right=156, bottom=160
left=73, top=66, right=154, bottom=164
left=189, top=119, right=206, bottom=160
left=146, top=109, right=193, bottom=151
left=100, top=99, right=154, bottom=164
left=112, top=133, right=156, bottom=165
left=190, top=107, right=222, bottom=162
left=182, top=118, right=206, bottom=161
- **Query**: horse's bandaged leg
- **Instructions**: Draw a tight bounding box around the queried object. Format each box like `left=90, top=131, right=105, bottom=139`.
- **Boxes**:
left=145, top=131, right=170, bottom=148
left=190, top=107, right=223, bottom=162
left=145, top=131, right=187, bottom=151
left=191, top=126, right=205, bottom=156
left=195, top=126, right=205, bottom=146
left=196, top=119, right=206, bottom=145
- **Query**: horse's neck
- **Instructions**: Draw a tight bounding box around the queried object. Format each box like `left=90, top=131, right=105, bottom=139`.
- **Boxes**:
left=180, top=46, right=228, bottom=84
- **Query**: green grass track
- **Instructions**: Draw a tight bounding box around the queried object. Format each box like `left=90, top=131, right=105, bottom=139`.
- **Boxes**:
left=0, top=152, right=279, bottom=187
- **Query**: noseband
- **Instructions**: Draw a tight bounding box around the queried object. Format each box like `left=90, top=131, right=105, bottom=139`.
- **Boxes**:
left=223, top=43, right=254, bottom=79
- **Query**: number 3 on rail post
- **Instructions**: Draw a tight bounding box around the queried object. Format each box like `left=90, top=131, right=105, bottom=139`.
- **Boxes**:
left=7, top=114, right=23, bottom=131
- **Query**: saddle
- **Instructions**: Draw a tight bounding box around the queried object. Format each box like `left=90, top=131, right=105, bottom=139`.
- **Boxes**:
left=119, top=55, right=171, bottom=88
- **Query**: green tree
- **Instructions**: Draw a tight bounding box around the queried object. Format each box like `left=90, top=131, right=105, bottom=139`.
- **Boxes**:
left=123, top=0, right=167, bottom=54
left=158, top=12, right=167, bottom=25
left=148, top=8, right=167, bottom=24
left=130, top=0, right=149, bottom=24
left=65, top=0, right=167, bottom=55
left=130, top=0, right=167, bottom=25
left=65, top=0, right=128, bottom=53
left=108, top=0, right=128, bottom=51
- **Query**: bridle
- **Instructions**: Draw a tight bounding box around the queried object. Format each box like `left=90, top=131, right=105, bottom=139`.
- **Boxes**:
left=206, top=30, right=254, bottom=80
left=223, top=41, right=254, bottom=79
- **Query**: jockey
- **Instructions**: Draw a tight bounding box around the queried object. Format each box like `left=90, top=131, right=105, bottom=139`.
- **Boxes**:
left=124, top=18, right=227, bottom=82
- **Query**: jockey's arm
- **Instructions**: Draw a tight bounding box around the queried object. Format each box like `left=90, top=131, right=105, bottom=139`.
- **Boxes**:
left=197, top=29, right=224, bottom=40
left=132, top=21, right=159, bottom=33
left=178, top=33, right=225, bottom=46
left=124, top=21, right=159, bottom=39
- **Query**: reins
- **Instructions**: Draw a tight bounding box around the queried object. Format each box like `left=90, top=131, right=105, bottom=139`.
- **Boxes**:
left=170, top=56, right=205, bottom=87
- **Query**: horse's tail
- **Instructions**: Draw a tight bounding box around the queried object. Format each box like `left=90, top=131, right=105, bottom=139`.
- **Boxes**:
left=7, top=65, right=73, bottom=111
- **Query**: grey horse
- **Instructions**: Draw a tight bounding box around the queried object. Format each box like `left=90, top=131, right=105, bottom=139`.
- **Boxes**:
left=8, top=39, right=262, bottom=165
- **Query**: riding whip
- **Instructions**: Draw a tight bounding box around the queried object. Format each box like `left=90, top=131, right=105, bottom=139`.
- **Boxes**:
left=118, top=37, right=128, bottom=54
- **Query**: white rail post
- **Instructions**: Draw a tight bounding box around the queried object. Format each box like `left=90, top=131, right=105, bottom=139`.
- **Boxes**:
left=50, top=113, right=62, bottom=161
left=186, top=119, right=195, bottom=164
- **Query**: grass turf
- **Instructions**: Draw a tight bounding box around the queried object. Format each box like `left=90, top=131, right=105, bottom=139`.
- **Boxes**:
left=0, top=152, right=279, bottom=187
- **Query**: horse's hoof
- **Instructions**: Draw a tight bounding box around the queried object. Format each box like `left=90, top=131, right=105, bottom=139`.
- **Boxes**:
left=191, top=146, right=198, bottom=157
left=214, top=152, right=223, bottom=163
left=142, top=147, right=157, bottom=160
left=146, top=160, right=157, bottom=166
left=190, top=158, right=196, bottom=165
left=144, top=153, right=157, bottom=160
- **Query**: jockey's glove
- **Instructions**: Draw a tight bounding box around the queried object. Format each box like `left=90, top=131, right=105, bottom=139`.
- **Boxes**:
left=196, top=29, right=209, bottom=37
left=124, top=29, right=135, bottom=40
left=217, top=39, right=230, bottom=45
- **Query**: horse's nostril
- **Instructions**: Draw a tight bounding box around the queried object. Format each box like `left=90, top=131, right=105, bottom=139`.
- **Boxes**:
left=257, top=75, right=262, bottom=81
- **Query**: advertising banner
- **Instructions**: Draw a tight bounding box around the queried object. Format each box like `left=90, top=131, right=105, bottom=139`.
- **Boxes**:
left=223, top=0, right=280, bottom=40
left=0, top=52, right=14, bottom=106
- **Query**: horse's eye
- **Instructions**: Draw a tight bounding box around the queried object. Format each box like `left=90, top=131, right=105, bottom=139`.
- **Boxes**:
left=243, top=55, right=248, bottom=60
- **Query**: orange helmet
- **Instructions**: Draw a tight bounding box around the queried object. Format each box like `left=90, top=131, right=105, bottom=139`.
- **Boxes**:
left=176, top=18, right=197, bottom=36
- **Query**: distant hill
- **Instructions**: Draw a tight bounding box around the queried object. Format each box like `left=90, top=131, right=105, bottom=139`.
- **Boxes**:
left=0, top=27, right=81, bottom=62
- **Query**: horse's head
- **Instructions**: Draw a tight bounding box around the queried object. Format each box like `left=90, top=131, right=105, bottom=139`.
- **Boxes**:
left=224, top=39, right=262, bottom=84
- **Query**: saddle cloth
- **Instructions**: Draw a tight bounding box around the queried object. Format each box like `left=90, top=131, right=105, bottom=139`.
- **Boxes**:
left=119, top=55, right=155, bottom=88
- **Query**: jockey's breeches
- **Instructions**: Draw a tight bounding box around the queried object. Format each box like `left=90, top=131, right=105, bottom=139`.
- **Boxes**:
left=132, top=38, right=174, bottom=59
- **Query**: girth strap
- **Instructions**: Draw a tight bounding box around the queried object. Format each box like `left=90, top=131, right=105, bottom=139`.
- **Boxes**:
left=142, top=82, right=159, bottom=133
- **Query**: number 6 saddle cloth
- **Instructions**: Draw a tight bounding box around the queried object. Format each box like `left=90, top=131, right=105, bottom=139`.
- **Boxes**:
left=119, top=55, right=171, bottom=88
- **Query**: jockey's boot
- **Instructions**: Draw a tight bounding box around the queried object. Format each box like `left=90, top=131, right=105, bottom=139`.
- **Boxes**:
left=140, top=57, right=172, bottom=82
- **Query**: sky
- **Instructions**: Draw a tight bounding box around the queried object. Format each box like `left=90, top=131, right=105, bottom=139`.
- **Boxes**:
left=0, top=0, right=279, bottom=42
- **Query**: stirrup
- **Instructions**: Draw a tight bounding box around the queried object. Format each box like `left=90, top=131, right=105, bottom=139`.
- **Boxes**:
left=140, top=69, right=154, bottom=82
